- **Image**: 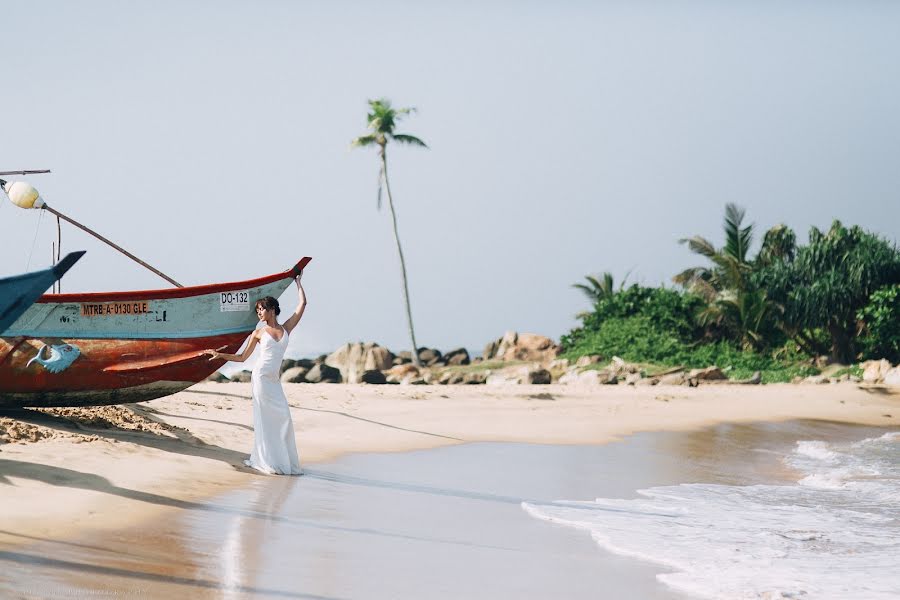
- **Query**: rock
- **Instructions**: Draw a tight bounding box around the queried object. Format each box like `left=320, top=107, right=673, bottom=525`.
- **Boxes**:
left=229, top=371, right=252, bottom=383
left=417, top=347, right=442, bottom=364
left=482, top=331, right=560, bottom=363
left=634, top=376, right=658, bottom=386
left=326, top=342, right=395, bottom=383
left=486, top=365, right=552, bottom=385
left=862, top=359, right=892, bottom=384
left=744, top=371, right=762, bottom=385
left=305, top=363, right=342, bottom=384
left=280, top=358, right=316, bottom=374
left=575, top=355, right=603, bottom=368
left=624, top=372, right=643, bottom=385
left=462, top=372, right=487, bottom=384
left=393, top=355, right=412, bottom=366
left=528, top=368, right=552, bottom=384
left=482, top=340, right=499, bottom=362
left=360, top=369, right=387, bottom=384
left=547, top=358, right=571, bottom=382
left=688, top=366, right=728, bottom=381
left=802, top=375, right=829, bottom=385
left=384, top=364, right=421, bottom=384
left=438, top=371, right=463, bottom=385
left=280, top=366, right=309, bottom=383
left=443, top=348, right=470, bottom=366
left=883, top=367, right=900, bottom=386
left=205, top=371, right=229, bottom=383
left=559, top=369, right=617, bottom=386
left=657, top=373, right=687, bottom=386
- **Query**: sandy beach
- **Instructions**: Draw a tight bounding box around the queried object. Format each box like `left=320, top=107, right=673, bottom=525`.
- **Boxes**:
left=2, top=382, right=897, bottom=543
left=1, top=383, right=899, bottom=598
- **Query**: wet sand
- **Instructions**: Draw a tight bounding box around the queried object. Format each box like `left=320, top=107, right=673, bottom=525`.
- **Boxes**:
left=2, top=420, right=895, bottom=599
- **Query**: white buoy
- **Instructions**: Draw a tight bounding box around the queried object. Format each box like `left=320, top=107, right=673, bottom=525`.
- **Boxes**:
left=2, top=180, right=45, bottom=209
left=0, top=177, right=183, bottom=287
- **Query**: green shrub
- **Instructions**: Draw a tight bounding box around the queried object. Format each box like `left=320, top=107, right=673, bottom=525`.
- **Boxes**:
left=857, top=284, right=900, bottom=362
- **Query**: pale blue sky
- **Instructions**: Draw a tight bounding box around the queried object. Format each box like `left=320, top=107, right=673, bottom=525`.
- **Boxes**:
left=2, top=1, right=898, bottom=359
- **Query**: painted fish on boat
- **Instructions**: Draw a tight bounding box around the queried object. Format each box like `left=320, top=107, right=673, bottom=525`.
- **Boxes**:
left=26, top=343, right=82, bottom=373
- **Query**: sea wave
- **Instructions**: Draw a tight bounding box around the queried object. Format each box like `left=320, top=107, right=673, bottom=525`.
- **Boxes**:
left=523, top=432, right=900, bottom=599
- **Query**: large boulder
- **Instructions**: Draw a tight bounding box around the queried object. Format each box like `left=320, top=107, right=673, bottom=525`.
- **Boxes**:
left=230, top=371, right=252, bottom=383
left=360, top=369, right=387, bottom=384
left=384, top=363, right=423, bottom=385
left=443, top=348, right=470, bottom=366
left=417, top=347, right=443, bottom=366
left=862, top=359, right=892, bottom=384
left=326, top=342, right=395, bottom=384
left=482, top=331, right=560, bottom=363
left=883, top=367, right=900, bottom=386
left=305, top=363, right=342, bottom=384
left=280, top=366, right=309, bottom=383
left=281, top=358, right=315, bottom=374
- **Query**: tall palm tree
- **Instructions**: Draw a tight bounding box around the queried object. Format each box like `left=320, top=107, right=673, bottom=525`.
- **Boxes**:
left=351, top=98, right=428, bottom=366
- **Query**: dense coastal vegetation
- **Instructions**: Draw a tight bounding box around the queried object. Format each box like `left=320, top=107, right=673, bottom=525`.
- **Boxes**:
left=562, top=205, right=900, bottom=382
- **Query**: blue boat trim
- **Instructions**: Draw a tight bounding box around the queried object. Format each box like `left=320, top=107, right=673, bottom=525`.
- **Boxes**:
left=1, top=325, right=256, bottom=340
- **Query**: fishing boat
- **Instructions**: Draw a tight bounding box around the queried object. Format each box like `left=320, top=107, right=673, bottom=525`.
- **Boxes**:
left=0, top=257, right=311, bottom=408
left=0, top=252, right=85, bottom=334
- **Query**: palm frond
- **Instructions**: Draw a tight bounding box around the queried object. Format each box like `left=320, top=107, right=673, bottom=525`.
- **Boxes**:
left=679, top=236, right=718, bottom=259
left=724, top=203, right=753, bottom=263
left=392, top=133, right=428, bottom=148
left=351, top=134, right=378, bottom=148
left=673, top=266, right=708, bottom=286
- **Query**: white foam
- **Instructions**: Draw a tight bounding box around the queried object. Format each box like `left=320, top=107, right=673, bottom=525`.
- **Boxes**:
left=523, top=432, right=900, bottom=599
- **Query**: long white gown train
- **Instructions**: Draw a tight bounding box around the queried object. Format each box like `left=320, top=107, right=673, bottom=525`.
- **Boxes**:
left=246, top=327, right=302, bottom=475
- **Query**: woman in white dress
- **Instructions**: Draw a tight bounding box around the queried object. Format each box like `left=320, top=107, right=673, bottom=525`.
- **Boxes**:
left=203, top=275, right=306, bottom=475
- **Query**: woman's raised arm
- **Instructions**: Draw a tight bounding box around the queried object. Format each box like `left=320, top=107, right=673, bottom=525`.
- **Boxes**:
left=283, top=275, right=307, bottom=334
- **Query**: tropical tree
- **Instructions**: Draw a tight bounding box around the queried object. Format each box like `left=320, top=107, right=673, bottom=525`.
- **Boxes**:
left=572, top=272, right=626, bottom=317
left=351, top=98, right=428, bottom=366
left=673, top=204, right=754, bottom=300
left=673, top=204, right=779, bottom=349
left=757, top=221, right=900, bottom=363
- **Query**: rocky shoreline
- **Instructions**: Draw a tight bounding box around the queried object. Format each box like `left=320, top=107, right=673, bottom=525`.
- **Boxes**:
left=206, top=331, right=900, bottom=388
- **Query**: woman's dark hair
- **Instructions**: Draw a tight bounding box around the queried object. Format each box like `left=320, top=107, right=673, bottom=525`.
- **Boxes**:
left=256, top=296, right=281, bottom=316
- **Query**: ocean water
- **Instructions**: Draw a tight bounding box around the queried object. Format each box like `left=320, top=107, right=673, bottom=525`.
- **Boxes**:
left=523, top=430, right=900, bottom=600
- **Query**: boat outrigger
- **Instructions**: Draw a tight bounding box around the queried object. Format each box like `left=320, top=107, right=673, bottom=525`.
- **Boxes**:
left=0, top=257, right=310, bottom=408
left=0, top=251, right=85, bottom=333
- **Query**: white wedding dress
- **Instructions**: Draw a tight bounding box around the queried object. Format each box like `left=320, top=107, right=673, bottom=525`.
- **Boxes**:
left=245, top=326, right=302, bottom=475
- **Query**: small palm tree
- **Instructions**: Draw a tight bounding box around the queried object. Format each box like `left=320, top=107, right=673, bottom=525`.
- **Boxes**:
left=674, top=204, right=776, bottom=349
left=572, top=272, right=628, bottom=317
left=673, top=203, right=754, bottom=300
left=352, top=98, right=428, bottom=366
left=573, top=272, right=616, bottom=304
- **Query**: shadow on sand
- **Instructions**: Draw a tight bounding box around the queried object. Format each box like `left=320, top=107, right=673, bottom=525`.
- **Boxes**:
left=0, top=549, right=343, bottom=600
